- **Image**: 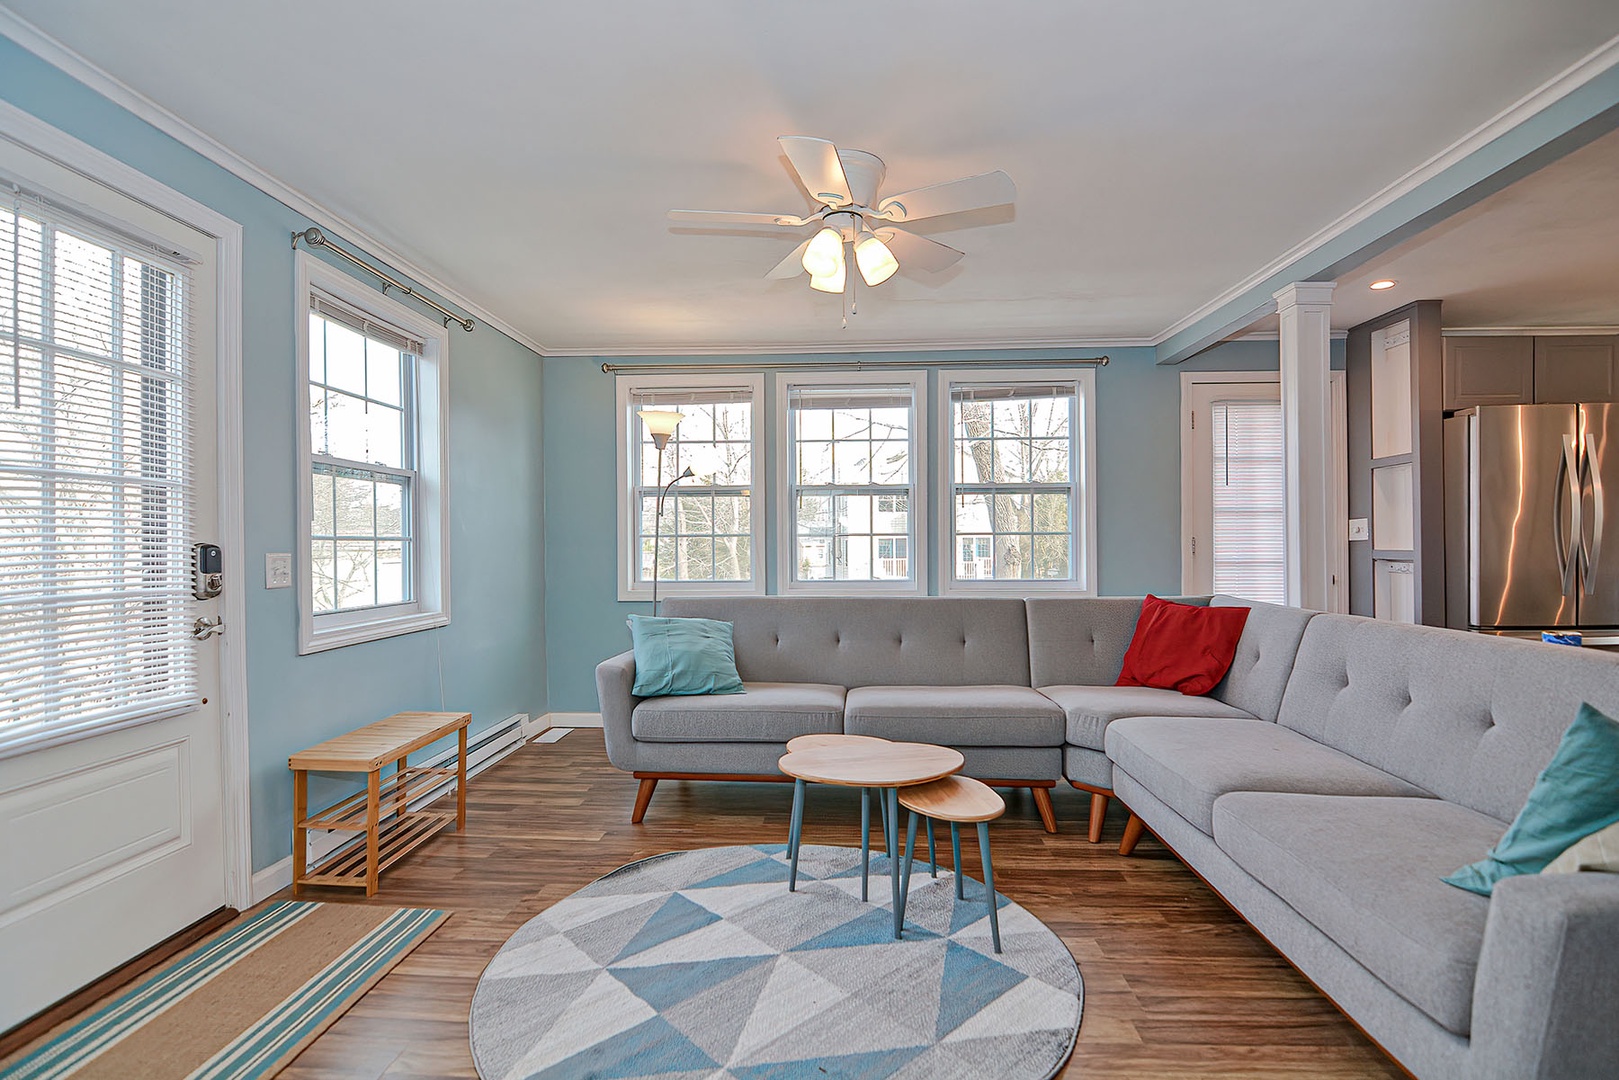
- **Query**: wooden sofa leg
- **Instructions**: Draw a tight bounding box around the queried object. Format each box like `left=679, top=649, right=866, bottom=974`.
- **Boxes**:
left=1119, top=813, right=1146, bottom=856
left=631, top=778, right=658, bottom=823
left=1088, top=792, right=1109, bottom=844
left=1032, top=787, right=1058, bottom=834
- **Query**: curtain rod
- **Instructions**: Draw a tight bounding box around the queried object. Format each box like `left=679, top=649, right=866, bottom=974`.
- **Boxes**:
left=601, top=355, right=1109, bottom=375
left=292, top=227, right=474, bottom=332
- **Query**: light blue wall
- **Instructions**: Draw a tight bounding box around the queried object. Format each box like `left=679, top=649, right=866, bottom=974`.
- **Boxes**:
left=0, top=36, right=548, bottom=871
left=541, top=338, right=1341, bottom=712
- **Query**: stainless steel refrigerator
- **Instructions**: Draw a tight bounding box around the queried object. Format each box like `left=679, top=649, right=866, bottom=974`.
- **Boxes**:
left=1444, top=403, right=1616, bottom=635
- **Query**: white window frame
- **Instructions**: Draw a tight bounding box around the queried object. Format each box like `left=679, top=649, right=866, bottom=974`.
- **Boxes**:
left=936, top=368, right=1096, bottom=595
left=775, top=370, right=928, bottom=596
left=1179, top=369, right=1349, bottom=611
left=615, top=372, right=766, bottom=601
left=294, top=251, right=450, bottom=653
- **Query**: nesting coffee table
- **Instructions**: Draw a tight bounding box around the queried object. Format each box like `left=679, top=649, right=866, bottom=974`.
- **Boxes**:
left=777, top=735, right=964, bottom=938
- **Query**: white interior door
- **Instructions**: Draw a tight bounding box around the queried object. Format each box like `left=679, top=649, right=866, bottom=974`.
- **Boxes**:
left=0, top=139, right=226, bottom=1030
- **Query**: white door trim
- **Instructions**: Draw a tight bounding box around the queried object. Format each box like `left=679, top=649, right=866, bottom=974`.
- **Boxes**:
left=0, top=99, right=253, bottom=909
left=1179, top=370, right=1348, bottom=609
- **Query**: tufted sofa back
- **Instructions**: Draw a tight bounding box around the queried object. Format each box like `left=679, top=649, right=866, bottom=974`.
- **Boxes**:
left=659, top=596, right=1033, bottom=687
left=1279, top=615, right=1619, bottom=822
left=1206, top=596, right=1318, bottom=722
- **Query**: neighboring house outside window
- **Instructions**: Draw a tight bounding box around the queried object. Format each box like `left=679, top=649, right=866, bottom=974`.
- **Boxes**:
left=294, top=253, right=449, bottom=653
left=938, top=369, right=1096, bottom=594
left=777, top=371, right=927, bottom=593
left=614, top=374, right=765, bottom=600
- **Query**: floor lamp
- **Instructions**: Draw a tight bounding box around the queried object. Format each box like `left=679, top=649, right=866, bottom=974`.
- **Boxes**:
left=638, top=410, right=694, bottom=616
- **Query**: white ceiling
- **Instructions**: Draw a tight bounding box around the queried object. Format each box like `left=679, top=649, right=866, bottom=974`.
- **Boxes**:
left=6, top=1, right=1619, bottom=354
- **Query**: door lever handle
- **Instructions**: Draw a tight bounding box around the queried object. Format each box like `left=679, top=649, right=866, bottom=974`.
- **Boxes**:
left=192, top=616, right=225, bottom=641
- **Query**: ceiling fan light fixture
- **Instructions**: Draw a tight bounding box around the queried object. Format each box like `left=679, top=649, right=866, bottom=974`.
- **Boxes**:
left=801, top=227, right=844, bottom=278
left=854, top=231, right=899, bottom=286
left=809, top=259, right=846, bottom=294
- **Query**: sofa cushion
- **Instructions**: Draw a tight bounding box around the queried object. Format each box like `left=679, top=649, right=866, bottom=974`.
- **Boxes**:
left=632, top=682, right=844, bottom=743
left=1039, top=684, right=1256, bottom=750
left=1025, top=596, right=1209, bottom=688
left=1213, top=792, right=1501, bottom=1037
left=1207, top=596, right=1316, bottom=722
left=845, top=685, right=1064, bottom=747
left=1277, top=614, right=1619, bottom=822
left=1106, top=716, right=1432, bottom=834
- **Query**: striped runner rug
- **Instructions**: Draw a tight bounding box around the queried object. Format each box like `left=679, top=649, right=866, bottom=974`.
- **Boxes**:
left=1, top=902, right=447, bottom=1080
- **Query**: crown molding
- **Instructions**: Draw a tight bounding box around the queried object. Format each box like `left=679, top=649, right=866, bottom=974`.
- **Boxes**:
left=0, top=7, right=549, bottom=357
left=1153, top=30, right=1619, bottom=347
left=543, top=334, right=1157, bottom=358
left=1230, top=330, right=1348, bottom=342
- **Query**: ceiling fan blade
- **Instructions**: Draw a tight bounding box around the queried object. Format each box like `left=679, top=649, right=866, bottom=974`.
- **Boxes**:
left=878, top=228, right=964, bottom=273
left=765, top=239, right=813, bottom=280
left=778, top=136, right=853, bottom=208
left=876, top=170, right=1016, bottom=222
left=668, top=209, right=807, bottom=227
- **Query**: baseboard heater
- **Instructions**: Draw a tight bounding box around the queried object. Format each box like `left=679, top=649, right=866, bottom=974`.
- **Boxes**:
left=305, top=713, right=528, bottom=871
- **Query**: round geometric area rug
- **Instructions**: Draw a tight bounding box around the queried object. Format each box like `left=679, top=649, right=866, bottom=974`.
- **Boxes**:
left=470, top=843, right=1082, bottom=1080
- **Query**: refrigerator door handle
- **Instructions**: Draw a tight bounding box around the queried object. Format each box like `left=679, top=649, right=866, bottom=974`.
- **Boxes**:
left=1586, top=432, right=1604, bottom=594
left=1554, top=434, right=1582, bottom=596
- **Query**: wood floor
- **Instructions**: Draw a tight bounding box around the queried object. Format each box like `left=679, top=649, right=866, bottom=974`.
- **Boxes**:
left=271, top=729, right=1406, bottom=1079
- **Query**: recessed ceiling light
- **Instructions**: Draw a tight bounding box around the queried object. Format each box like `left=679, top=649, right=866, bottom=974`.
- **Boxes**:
left=1369, top=279, right=1398, bottom=291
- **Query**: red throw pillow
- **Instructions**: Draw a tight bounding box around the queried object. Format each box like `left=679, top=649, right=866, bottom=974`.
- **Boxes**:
left=1115, top=595, right=1251, bottom=696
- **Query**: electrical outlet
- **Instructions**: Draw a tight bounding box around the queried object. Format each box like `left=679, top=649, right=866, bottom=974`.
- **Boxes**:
left=1348, top=518, right=1370, bottom=542
left=265, top=552, right=292, bottom=589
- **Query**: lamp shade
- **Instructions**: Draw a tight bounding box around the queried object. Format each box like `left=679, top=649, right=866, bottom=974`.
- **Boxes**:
left=854, top=231, right=899, bottom=286
left=809, top=258, right=846, bottom=294
left=801, top=227, right=844, bottom=279
left=638, top=409, right=684, bottom=449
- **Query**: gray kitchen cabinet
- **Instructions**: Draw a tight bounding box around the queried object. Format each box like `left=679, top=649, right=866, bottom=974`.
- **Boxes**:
left=1533, top=335, right=1619, bottom=403
left=1442, top=337, right=1533, bottom=409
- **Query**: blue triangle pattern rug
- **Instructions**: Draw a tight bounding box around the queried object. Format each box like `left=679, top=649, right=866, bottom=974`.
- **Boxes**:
left=469, top=844, right=1082, bottom=1079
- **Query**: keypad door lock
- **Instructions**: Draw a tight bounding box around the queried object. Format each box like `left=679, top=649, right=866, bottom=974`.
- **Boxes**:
left=192, top=543, right=224, bottom=600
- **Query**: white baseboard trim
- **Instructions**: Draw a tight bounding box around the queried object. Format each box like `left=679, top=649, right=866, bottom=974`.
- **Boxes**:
left=539, top=712, right=603, bottom=729
left=249, top=712, right=533, bottom=904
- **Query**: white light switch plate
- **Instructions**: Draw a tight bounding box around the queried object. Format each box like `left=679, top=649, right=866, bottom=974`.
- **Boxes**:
left=1348, top=518, right=1370, bottom=542
left=265, top=552, right=292, bottom=589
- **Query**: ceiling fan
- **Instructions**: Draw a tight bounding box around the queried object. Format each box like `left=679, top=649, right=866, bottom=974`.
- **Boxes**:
left=668, top=136, right=1016, bottom=295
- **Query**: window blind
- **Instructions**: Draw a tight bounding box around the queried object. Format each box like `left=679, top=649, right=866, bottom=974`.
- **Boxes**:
left=631, top=386, right=753, bottom=407
left=1210, top=399, right=1286, bottom=605
left=949, top=381, right=1076, bottom=403
left=311, top=291, right=423, bottom=354
left=788, top=385, right=913, bottom=411
left=0, top=192, right=200, bottom=754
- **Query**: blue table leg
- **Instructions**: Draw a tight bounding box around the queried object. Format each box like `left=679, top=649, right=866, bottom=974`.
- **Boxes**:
left=978, top=821, right=1001, bottom=954
left=878, top=789, right=889, bottom=855
left=860, top=787, right=872, bottom=902
left=951, top=822, right=964, bottom=900
left=926, top=817, right=937, bottom=877
left=898, top=810, right=920, bottom=931
left=886, top=787, right=902, bottom=939
left=787, top=778, right=805, bottom=892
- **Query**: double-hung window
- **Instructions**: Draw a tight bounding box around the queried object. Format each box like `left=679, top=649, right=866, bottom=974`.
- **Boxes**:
left=939, top=369, right=1095, bottom=592
left=779, top=372, right=926, bottom=592
left=295, top=253, right=449, bottom=653
left=615, top=374, right=765, bottom=600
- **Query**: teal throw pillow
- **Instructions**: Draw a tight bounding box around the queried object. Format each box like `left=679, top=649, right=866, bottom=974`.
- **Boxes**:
left=1443, top=702, right=1619, bottom=896
left=628, top=615, right=745, bottom=698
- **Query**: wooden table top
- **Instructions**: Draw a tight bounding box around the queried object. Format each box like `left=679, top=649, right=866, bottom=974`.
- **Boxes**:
left=778, top=740, right=963, bottom=788
left=289, top=711, right=471, bottom=772
left=784, top=733, right=891, bottom=753
left=898, top=775, right=1006, bottom=823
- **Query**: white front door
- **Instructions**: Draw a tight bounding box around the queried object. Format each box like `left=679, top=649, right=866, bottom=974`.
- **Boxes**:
left=0, top=138, right=227, bottom=1030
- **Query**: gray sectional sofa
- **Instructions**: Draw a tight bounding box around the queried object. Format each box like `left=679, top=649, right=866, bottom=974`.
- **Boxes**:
left=595, top=594, right=1619, bottom=1079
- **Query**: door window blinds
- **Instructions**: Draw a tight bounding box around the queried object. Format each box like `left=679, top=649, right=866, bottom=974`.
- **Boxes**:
left=0, top=191, right=199, bottom=754
left=1209, top=399, right=1286, bottom=605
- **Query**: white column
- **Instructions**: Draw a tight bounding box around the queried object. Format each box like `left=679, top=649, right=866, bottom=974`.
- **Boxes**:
left=1273, top=282, right=1336, bottom=610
